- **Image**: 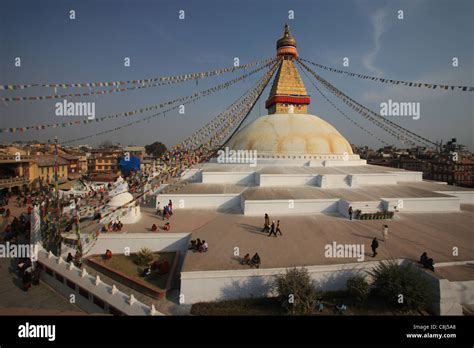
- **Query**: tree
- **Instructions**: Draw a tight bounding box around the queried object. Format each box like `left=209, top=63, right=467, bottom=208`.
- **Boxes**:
left=145, top=141, right=167, bottom=159
left=135, top=247, right=155, bottom=266
left=368, top=260, right=434, bottom=312
left=274, top=267, right=317, bottom=315
left=346, top=275, right=370, bottom=306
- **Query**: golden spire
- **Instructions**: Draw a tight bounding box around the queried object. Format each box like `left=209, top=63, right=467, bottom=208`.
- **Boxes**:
left=276, top=23, right=298, bottom=58
left=266, top=24, right=310, bottom=114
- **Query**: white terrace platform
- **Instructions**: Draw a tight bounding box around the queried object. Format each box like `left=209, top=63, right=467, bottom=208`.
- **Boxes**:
left=156, top=163, right=474, bottom=216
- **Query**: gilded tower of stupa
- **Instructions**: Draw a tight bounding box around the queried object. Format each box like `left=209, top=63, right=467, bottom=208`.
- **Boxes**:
left=265, top=24, right=311, bottom=115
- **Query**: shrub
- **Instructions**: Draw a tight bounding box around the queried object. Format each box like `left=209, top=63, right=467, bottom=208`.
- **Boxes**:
left=274, top=267, right=317, bottom=315
left=346, top=275, right=370, bottom=305
left=136, top=247, right=154, bottom=266
left=368, top=260, right=433, bottom=312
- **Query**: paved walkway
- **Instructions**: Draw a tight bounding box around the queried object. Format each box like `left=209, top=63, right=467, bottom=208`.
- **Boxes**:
left=436, top=263, right=474, bottom=281
left=0, top=258, right=84, bottom=315
left=115, top=204, right=474, bottom=273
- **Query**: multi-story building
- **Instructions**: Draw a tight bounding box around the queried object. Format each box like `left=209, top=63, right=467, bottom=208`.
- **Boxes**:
left=124, top=146, right=146, bottom=161
left=88, top=148, right=122, bottom=174
left=0, top=153, right=37, bottom=192
left=33, top=155, right=69, bottom=182
left=59, top=153, right=81, bottom=175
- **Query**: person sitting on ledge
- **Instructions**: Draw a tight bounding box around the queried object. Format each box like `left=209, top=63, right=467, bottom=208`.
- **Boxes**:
left=151, top=224, right=158, bottom=232
left=242, top=253, right=251, bottom=265
left=195, top=238, right=202, bottom=252
left=199, top=240, right=208, bottom=253
left=335, top=300, right=347, bottom=315
left=250, top=253, right=261, bottom=268
left=163, top=222, right=171, bottom=231
left=189, top=240, right=197, bottom=250
left=66, top=252, right=73, bottom=263
left=424, top=258, right=435, bottom=272
left=105, top=249, right=112, bottom=260
left=316, top=298, right=324, bottom=312
left=142, top=266, right=152, bottom=277
left=419, top=252, right=428, bottom=265
left=419, top=252, right=435, bottom=271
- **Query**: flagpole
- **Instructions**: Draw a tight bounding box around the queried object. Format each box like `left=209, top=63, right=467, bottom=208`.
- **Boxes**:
left=54, top=136, right=62, bottom=255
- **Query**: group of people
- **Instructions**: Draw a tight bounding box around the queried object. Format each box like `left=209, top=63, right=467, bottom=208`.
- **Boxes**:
left=188, top=238, right=208, bottom=253
left=102, top=220, right=123, bottom=233
left=241, top=252, right=261, bottom=268
left=262, top=214, right=282, bottom=237
left=156, top=200, right=173, bottom=220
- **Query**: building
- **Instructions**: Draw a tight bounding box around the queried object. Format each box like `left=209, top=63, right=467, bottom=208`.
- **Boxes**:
left=425, top=159, right=474, bottom=187
left=88, top=148, right=122, bottom=174
left=124, top=146, right=146, bottom=161
left=33, top=155, right=69, bottom=182
left=59, top=153, right=81, bottom=175
left=0, top=153, right=36, bottom=192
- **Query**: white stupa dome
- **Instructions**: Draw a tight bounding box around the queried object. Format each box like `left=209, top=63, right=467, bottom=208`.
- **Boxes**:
left=227, top=113, right=353, bottom=155
left=107, top=191, right=134, bottom=207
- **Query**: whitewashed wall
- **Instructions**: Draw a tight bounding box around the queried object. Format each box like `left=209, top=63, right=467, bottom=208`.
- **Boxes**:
left=391, top=171, right=423, bottom=182
left=156, top=193, right=241, bottom=210
left=243, top=198, right=339, bottom=216
left=382, top=197, right=460, bottom=212
left=38, top=249, right=161, bottom=315
left=258, top=174, right=319, bottom=187
left=435, top=191, right=474, bottom=204
left=352, top=173, right=397, bottom=185
left=319, top=175, right=351, bottom=188
left=89, top=233, right=190, bottom=256
left=180, top=259, right=404, bottom=304
left=202, top=172, right=255, bottom=185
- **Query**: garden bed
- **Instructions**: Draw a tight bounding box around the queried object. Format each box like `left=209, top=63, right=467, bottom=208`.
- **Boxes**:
left=87, top=251, right=178, bottom=299
left=190, top=290, right=425, bottom=316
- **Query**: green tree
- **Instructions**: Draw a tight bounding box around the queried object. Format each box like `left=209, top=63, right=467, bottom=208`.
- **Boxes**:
left=274, top=267, right=317, bottom=315
left=369, top=260, right=434, bottom=312
left=346, top=275, right=370, bottom=306
left=136, top=247, right=154, bottom=266
left=145, top=141, right=167, bottom=159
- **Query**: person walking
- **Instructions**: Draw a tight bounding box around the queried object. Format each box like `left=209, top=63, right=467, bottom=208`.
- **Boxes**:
left=371, top=238, right=379, bottom=257
left=268, top=221, right=276, bottom=237
left=348, top=206, right=353, bottom=220
left=382, top=225, right=389, bottom=241
left=276, top=220, right=282, bottom=236
left=262, top=213, right=270, bottom=232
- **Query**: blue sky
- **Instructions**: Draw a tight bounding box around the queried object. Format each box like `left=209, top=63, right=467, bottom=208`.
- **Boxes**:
left=1, top=0, right=473, bottom=150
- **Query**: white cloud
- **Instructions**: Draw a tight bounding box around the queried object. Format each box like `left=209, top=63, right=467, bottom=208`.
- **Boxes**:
left=361, top=9, right=387, bottom=77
